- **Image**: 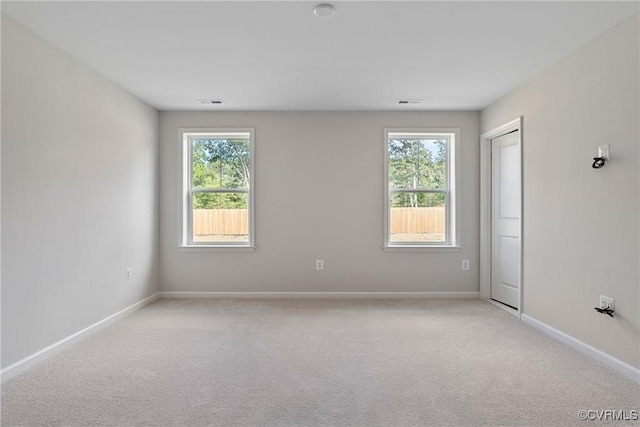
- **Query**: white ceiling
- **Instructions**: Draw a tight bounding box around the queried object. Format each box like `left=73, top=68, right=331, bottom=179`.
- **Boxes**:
left=3, top=1, right=638, bottom=111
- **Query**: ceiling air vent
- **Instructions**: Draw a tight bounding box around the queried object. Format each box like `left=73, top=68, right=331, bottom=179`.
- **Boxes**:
left=197, top=99, right=223, bottom=105
left=396, top=99, right=423, bottom=105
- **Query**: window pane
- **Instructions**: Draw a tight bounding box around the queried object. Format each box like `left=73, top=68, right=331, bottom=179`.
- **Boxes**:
left=192, top=193, right=249, bottom=243
left=192, top=138, right=250, bottom=190
left=389, top=192, right=445, bottom=243
left=388, top=138, right=447, bottom=190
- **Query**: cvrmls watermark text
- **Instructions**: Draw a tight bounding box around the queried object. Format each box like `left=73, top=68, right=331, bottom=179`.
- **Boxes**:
left=578, top=410, right=638, bottom=421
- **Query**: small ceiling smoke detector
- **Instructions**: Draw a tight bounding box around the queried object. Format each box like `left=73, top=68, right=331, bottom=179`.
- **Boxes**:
left=396, top=99, right=423, bottom=105
left=313, top=3, right=335, bottom=18
left=197, top=99, right=223, bottom=105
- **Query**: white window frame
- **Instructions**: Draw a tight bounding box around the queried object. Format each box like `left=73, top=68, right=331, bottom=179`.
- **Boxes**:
left=383, top=128, right=461, bottom=252
left=178, top=128, right=255, bottom=251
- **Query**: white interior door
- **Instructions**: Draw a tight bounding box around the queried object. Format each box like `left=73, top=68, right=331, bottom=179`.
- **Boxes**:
left=491, top=131, right=521, bottom=309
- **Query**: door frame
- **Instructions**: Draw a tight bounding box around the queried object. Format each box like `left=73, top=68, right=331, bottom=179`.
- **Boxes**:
left=480, top=117, right=523, bottom=318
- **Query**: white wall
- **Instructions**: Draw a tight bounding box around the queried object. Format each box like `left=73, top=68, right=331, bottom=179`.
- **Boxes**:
left=481, top=14, right=639, bottom=368
left=160, top=111, right=480, bottom=293
left=1, top=15, right=159, bottom=369
left=0, top=4, right=4, bottom=373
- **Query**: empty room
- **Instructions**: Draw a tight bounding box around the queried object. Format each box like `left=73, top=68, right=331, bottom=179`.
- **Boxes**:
left=1, top=1, right=639, bottom=426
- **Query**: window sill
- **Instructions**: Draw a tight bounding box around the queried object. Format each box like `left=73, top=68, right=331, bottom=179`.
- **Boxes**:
left=177, top=245, right=256, bottom=253
left=383, top=245, right=462, bottom=252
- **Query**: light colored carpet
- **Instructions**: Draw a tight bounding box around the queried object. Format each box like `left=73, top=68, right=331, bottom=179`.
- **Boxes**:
left=1, top=298, right=638, bottom=426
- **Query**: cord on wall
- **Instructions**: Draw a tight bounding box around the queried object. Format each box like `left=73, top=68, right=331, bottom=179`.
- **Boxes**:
left=593, top=307, right=615, bottom=317
left=592, top=157, right=606, bottom=169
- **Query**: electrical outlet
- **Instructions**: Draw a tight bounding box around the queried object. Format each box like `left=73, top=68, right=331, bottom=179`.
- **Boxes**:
left=462, top=260, right=470, bottom=270
left=599, top=295, right=614, bottom=311
left=598, top=144, right=610, bottom=161
left=316, top=260, right=324, bottom=270
left=125, top=267, right=132, bottom=281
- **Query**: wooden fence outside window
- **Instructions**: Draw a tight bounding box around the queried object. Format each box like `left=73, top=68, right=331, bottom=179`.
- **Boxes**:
left=192, top=207, right=445, bottom=236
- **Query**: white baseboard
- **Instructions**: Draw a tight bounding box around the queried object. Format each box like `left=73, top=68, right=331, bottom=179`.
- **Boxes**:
left=159, top=291, right=480, bottom=299
left=0, top=292, right=160, bottom=384
left=521, top=314, right=640, bottom=383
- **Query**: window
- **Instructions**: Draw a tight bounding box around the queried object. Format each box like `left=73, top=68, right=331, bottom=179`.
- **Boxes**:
left=384, top=129, right=459, bottom=249
left=181, top=129, right=254, bottom=249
